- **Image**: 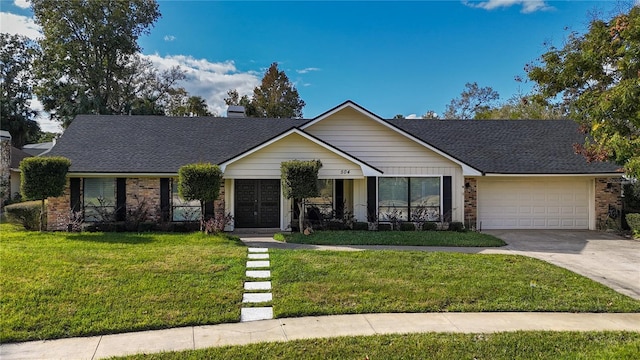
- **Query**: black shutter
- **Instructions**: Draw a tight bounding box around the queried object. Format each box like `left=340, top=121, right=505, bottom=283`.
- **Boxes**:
left=116, top=178, right=126, bottom=221
left=70, top=178, right=81, bottom=212
left=367, top=177, right=377, bottom=222
left=205, top=200, right=214, bottom=220
left=443, top=176, right=452, bottom=222
left=335, top=179, right=344, bottom=218
left=160, top=178, right=170, bottom=222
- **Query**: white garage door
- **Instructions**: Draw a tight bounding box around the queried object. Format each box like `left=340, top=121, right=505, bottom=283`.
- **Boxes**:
left=478, top=179, right=590, bottom=229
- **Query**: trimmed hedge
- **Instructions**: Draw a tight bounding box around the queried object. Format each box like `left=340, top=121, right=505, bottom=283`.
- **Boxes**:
left=626, top=213, right=640, bottom=238
left=4, top=201, right=43, bottom=231
left=423, top=222, right=438, bottom=231
left=449, top=221, right=465, bottom=232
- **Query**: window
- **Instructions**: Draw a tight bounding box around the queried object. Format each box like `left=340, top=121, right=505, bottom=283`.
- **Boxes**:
left=305, top=179, right=334, bottom=218
left=171, top=179, right=201, bottom=221
left=84, top=178, right=116, bottom=222
left=378, top=177, right=440, bottom=221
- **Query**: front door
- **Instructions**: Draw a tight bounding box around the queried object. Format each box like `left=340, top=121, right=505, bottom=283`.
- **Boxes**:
left=235, top=179, right=280, bottom=228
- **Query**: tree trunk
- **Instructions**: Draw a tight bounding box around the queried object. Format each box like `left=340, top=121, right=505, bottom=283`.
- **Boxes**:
left=298, top=200, right=305, bottom=234
left=40, top=198, right=45, bottom=232
left=200, top=201, right=205, bottom=232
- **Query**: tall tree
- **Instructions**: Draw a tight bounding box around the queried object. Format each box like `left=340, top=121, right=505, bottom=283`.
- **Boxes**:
left=475, top=94, right=566, bottom=120
left=166, top=88, right=212, bottom=116
left=0, top=33, right=41, bottom=148
left=253, top=63, right=305, bottom=118
left=443, top=82, right=500, bottom=119
left=527, top=5, right=640, bottom=177
left=178, top=163, right=223, bottom=232
left=225, top=63, right=305, bottom=118
left=31, top=0, right=161, bottom=127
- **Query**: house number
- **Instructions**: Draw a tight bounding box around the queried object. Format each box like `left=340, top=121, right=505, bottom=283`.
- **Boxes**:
left=340, top=169, right=351, bottom=174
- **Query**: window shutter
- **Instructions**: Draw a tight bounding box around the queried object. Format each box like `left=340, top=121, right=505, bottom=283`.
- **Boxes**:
left=205, top=200, right=214, bottom=219
left=160, top=178, right=170, bottom=222
left=443, top=176, right=452, bottom=222
left=116, top=178, right=126, bottom=221
left=367, top=177, right=377, bottom=222
left=335, top=179, right=344, bottom=218
left=70, top=178, right=81, bottom=212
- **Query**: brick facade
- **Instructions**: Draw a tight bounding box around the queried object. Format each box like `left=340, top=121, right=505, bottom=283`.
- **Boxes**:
left=126, top=178, right=161, bottom=221
left=46, top=177, right=227, bottom=230
left=47, top=180, right=73, bottom=231
left=595, top=177, right=623, bottom=228
left=463, top=177, right=477, bottom=229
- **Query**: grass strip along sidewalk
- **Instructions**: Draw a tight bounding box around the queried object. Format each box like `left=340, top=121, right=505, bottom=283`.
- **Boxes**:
left=116, top=331, right=640, bottom=359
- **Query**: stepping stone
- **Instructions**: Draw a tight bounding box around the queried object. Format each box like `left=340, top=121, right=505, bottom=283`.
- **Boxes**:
left=242, top=292, right=272, bottom=303
left=241, top=307, right=273, bottom=322
left=246, top=270, right=271, bottom=278
left=244, top=281, right=272, bottom=291
left=248, top=248, right=268, bottom=253
left=248, top=253, right=269, bottom=260
left=247, top=260, right=270, bottom=268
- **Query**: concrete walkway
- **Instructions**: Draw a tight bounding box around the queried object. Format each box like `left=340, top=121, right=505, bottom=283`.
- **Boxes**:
left=2, top=312, right=640, bottom=359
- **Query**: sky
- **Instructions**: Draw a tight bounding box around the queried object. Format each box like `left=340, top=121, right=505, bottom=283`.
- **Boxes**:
left=0, top=0, right=635, bottom=133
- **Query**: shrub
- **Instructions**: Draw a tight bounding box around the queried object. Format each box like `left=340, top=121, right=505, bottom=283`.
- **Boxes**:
left=626, top=213, right=640, bottom=238
left=423, top=221, right=438, bottom=231
left=448, top=221, right=465, bottom=232
left=353, top=222, right=368, bottom=231
left=400, top=222, right=416, bottom=231
left=273, top=233, right=286, bottom=241
left=378, top=223, right=392, bottom=231
left=4, top=200, right=43, bottom=230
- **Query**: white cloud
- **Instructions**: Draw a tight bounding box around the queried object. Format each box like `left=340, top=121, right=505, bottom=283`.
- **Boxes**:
left=463, top=0, right=553, bottom=14
left=163, top=35, right=176, bottom=42
left=296, top=67, right=320, bottom=74
left=0, top=12, right=41, bottom=39
left=405, top=114, right=419, bottom=119
left=14, top=0, right=30, bottom=9
left=30, top=98, right=62, bottom=133
left=144, top=54, right=260, bottom=116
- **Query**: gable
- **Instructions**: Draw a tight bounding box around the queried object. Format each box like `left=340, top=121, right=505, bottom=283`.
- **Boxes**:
left=303, top=105, right=468, bottom=175
left=222, top=130, right=380, bottom=179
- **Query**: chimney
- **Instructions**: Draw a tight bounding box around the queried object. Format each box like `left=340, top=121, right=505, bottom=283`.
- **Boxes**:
left=227, top=105, right=246, bottom=118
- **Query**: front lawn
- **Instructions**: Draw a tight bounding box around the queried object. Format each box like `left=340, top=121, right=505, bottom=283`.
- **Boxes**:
left=0, top=223, right=246, bottom=343
left=118, top=331, right=640, bottom=359
left=271, top=250, right=640, bottom=317
left=280, top=230, right=506, bottom=246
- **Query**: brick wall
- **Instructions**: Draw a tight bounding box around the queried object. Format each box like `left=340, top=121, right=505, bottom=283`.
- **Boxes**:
left=595, top=177, right=623, bottom=228
left=47, top=179, right=73, bottom=231
left=47, top=177, right=227, bottom=230
left=126, top=178, right=161, bottom=221
left=463, top=177, right=477, bottom=229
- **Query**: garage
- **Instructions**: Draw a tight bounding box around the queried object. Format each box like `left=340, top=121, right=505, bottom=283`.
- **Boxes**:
left=477, top=178, right=591, bottom=229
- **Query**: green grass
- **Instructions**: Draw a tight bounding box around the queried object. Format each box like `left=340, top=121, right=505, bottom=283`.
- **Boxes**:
left=271, top=250, right=640, bottom=316
left=117, top=331, right=640, bottom=359
left=0, top=223, right=247, bottom=343
left=281, top=230, right=506, bottom=246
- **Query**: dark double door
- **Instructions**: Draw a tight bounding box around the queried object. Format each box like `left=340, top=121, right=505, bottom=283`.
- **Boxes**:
left=235, top=179, right=280, bottom=228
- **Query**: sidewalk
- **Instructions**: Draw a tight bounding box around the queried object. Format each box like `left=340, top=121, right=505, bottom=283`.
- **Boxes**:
left=2, top=312, right=640, bottom=359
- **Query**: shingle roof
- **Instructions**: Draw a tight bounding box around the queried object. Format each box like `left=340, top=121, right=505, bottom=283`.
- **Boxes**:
left=47, top=115, right=309, bottom=173
left=47, top=114, right=621, bottom=175
left=390, top=119, right=621, bottom=174
left=10, top=147, right=31, bottom=169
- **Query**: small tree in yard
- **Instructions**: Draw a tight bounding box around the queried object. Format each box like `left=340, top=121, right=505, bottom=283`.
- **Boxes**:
left=20, top=157, right=71, bottom=231
left=178, top=163, right=223, bottom=232
left=281, top=160, right=322, bottom=233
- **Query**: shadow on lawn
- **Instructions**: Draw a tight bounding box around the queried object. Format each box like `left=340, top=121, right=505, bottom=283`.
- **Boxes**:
left=66, top=232, right=153, bottom=244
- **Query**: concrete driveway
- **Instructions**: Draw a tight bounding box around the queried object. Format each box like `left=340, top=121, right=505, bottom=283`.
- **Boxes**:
left=483, top=230, right=640, bottom=300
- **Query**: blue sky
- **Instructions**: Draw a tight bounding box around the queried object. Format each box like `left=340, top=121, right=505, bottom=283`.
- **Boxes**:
left=0, top=0, right=631, bottom=131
